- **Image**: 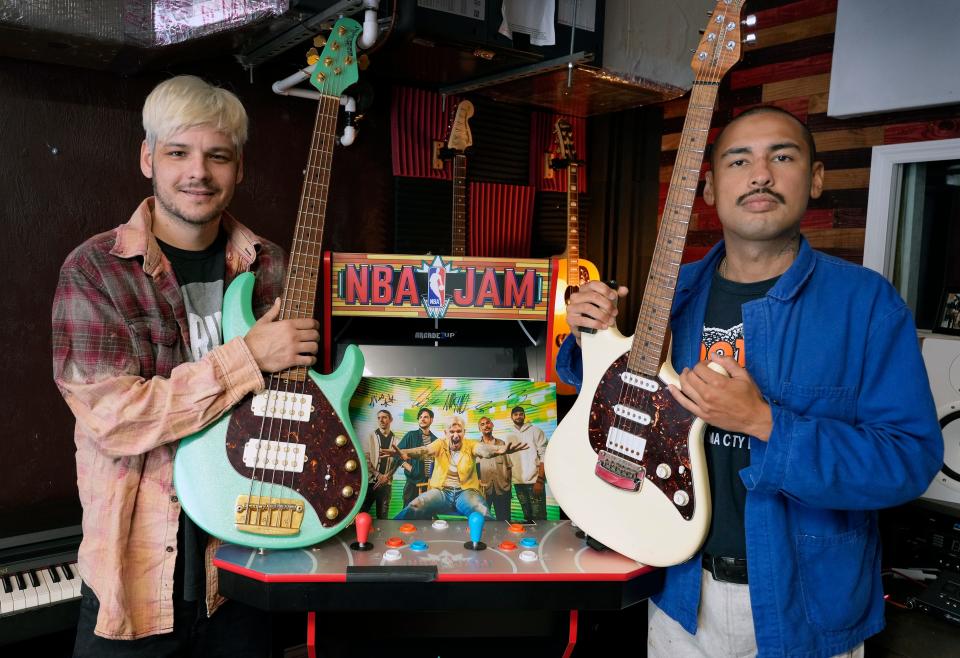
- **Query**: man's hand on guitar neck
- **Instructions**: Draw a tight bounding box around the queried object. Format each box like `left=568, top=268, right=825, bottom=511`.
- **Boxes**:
left=566, top=280, right=629, bottom=345
left=668, top=352, right=773, bottom=441
left=243, top=297, right=321, bottom=373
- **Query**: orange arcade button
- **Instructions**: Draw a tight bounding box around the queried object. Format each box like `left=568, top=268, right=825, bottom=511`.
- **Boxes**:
left=508, top=523, right=524, bottom=533
left=385, top=536, right=404, bottom=547
left=498, top=541, right=518, bottom=551
left=399, top=523, right=417, bottom=533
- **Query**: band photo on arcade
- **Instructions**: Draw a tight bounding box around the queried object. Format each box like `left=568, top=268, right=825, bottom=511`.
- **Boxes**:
left=4, top=1, right=960, bottom=658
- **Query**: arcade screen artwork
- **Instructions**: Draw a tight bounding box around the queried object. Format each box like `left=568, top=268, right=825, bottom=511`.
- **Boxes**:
left=348, top=377, right=559, bottom=521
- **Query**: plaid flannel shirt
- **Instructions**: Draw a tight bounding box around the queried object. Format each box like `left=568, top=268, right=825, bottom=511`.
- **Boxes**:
left=51, top=198, right=286, bottom=639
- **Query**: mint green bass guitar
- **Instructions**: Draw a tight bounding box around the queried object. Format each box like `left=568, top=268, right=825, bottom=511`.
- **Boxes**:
left=174, top=18, right=367, bottom=549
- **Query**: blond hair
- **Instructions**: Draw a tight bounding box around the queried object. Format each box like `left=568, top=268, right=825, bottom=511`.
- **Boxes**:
left=142, top=75, right=248, bottom=151
left=447, top=416, right=466, bottom=433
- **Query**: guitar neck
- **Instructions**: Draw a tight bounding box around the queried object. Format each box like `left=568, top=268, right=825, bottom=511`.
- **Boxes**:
left=629, top=83, right=719, bottom=377
left=281, top=94, right=339, bottom=378
left=452, top=153, right=466, bottom=257
left=566, top=162, right=580, bottom=282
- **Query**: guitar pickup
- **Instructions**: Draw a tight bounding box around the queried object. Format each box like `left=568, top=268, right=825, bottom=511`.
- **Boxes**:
left=250, top=391, right=313, bottom=421
left=613, top=404, right=651, bottom=425
left=595, top=450, right=645, bottom=492
left=620, top=371, right=660, bottom=392
left=242, top=439, right=306, bottom=473
left=235, top=495, right=304, bottom=536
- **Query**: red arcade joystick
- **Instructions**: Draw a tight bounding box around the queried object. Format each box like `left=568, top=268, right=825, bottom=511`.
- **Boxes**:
left=350, top=512, right=373, bottom=551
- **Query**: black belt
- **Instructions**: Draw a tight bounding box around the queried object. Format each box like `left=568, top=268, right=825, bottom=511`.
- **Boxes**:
left=702, top=554, right=748, bottom=584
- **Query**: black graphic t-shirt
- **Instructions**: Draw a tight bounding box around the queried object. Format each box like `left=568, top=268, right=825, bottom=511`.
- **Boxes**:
left=700, top=268, right=778, bottom=559
left=157, top=231, right=227, bottom=602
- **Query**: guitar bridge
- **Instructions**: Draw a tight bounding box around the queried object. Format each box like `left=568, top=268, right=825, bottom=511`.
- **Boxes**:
left=235, top=495, right=304, bottom=536
left=595, top=450, right=645, bottom=492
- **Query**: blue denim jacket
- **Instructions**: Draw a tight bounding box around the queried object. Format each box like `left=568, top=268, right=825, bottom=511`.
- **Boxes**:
left=556, top=238, right=942, bottom=657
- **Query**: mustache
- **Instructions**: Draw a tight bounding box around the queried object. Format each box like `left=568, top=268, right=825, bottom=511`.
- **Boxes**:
left=737, top=188, right=785, bottom=205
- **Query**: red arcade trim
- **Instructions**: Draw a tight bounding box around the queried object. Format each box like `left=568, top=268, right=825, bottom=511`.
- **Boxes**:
left=562, top=610, right=579, bottom=658
left=307, top=612, right=317, bottom=658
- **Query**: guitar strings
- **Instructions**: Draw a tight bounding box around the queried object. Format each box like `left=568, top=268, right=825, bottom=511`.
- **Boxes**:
left=274, top=93, right=340, bottom=524
left=244, top=93, right=338, bottom=529
left=610, top=4, right=734, bottom=486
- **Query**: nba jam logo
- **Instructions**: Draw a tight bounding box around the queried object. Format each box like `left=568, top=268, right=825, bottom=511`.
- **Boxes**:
left=427, top=266, right=445, bottom=308
left=416, top=255, right=457, bottom=319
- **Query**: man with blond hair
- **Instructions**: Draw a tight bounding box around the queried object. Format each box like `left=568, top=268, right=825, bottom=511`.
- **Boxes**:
left=386, top=416, right=527, bottom=520
left=52, top=75, right=318, bottom=655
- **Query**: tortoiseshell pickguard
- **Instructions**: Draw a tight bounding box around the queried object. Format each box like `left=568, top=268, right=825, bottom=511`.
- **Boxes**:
left=225, top=377, right=363, bottom=528
left=588, top=354, right=699, bottom=519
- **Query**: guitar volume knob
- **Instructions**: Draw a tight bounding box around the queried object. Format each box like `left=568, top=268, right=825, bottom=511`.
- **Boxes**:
left=673, top=490, right=690, bottom=507
left=345, top=459, right=358, bottom=472
left=341, top=486, right=355, bottom=498
left=335, top=434, right=348, bottom=447
left=325, top=506, right=340, bottom=520
left=656, top=463, right=672, bottom=479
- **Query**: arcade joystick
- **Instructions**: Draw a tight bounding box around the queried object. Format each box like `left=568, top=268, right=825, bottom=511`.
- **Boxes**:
left=464, top=512, right=487, bottom=551
left=349, top=512, right=373, bottom=551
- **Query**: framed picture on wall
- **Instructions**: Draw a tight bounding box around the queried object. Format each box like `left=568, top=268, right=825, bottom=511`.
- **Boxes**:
left=934, top=288, right=960, bottom=335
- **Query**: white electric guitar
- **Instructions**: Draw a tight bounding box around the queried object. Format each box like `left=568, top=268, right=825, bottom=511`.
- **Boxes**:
left=545, top=0, right=752, bottom=567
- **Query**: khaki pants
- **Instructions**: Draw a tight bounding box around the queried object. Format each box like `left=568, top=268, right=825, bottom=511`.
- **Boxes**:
left=647, top=569, right=865, bottom=658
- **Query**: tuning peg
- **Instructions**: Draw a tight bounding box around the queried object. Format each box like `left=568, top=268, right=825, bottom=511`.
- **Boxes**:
left=742, top=14, right=757, bottom=28
left=743, top=33, right=757, bottom=45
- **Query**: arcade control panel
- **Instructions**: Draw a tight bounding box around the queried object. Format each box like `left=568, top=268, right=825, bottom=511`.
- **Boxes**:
left=214, top=514, right=661, bottom=612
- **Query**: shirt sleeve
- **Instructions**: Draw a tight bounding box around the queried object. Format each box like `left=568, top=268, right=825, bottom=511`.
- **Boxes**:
left=52, top=255, right=265, bottom=459
left=555, top=333, right=583, bottom=389
left=741, top=305, right=943, bottom=510
left=534, top=426, right=547, bottom=462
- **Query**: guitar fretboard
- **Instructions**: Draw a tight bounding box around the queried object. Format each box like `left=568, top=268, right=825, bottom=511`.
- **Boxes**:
left=628, top=82, right=720, bottom=377
left=566, top=162, right=580, bottom=283
left=452, top=153, right=466, bottom=257
left=280, top=94, right=339, bottom=381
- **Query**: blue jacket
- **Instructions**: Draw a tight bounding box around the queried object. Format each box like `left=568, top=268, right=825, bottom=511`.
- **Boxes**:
left=556, top=238, right=942, bottom=657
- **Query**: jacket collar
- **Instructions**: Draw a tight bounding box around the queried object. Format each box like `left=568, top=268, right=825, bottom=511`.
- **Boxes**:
left=109, top=197, right=262, bottom=277
left=676, top=234, right=816, bottom=309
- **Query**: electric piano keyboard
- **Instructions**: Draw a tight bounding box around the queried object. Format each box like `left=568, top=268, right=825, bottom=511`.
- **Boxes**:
left=0, top=524, right=82, bottom=646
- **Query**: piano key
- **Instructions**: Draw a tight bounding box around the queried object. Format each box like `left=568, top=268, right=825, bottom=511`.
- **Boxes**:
left=18, top=570, right=39, bottom=609
left=30, top=569, right=50, bottom=606
left=0, top=576, right=14, bottom=615
left=65, top=563, right=83, bottom=599
left=40, top=567, right=65, bottom=603
left=10, top=572, right=25, bottom=611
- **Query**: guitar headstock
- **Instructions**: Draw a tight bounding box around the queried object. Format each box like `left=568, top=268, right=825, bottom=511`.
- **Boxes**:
left=690, top=0, right=755, bottom=83
left=446, top=100, right=474, bottom=152
left=554, top=118, right=578, bottom=162
left=309, top=17, right=362, bottom=97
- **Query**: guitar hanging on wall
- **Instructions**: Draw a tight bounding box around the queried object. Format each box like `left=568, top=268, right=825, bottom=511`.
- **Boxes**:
left=174, top=17, right=368, bottom=549
left=549, top=118, right=600, bottom=395
left=545, top=0, right=752, bottom=567
left=439, top=99, right=474, bottom=256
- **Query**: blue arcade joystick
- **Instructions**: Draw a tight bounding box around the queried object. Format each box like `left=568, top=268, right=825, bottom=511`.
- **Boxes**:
left=464, top=512, right=487, bottom=551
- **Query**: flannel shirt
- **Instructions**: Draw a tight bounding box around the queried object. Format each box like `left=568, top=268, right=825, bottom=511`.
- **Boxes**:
left=51, top=198, right=286, bottom=639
